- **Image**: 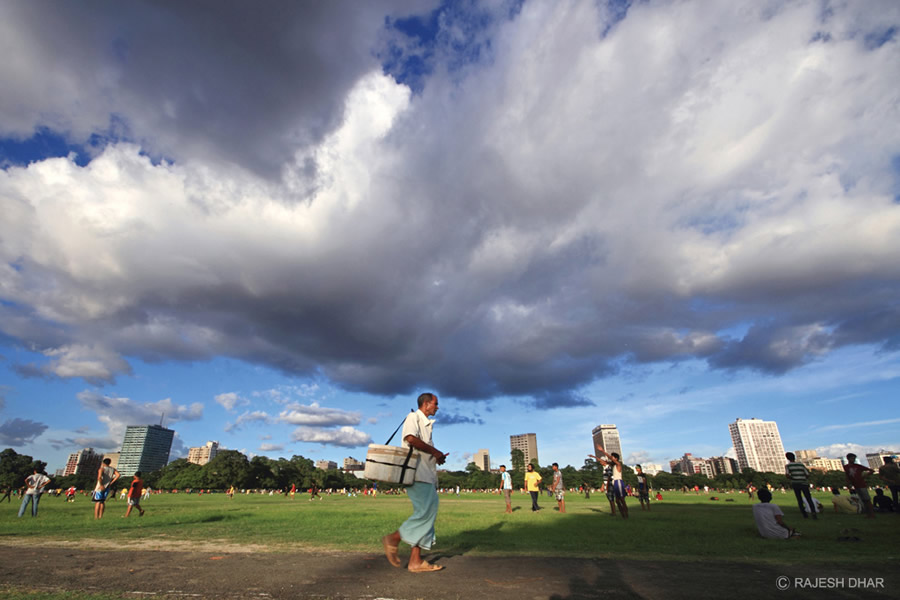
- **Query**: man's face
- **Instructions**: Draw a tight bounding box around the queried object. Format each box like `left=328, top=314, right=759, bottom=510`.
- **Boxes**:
left=552, top=465, right=558, bottom=472
left=500, top=466, right=505, bottom=472
left=422, top=395, right=439, bottom=417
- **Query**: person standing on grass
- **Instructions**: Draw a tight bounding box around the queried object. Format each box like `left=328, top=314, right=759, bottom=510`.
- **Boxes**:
left=381, top=392, right=448, bottom=573
left=590, top=449, right=617, bottom=517
left=877, top=456, right=900, bottom=509
left=524, top=463, right=542, bottom=512
left=499, top=465, right=513, bottom=514
left=124, top=471, right=145, bottom=517
left=551, top=463, right=566, bottom=513
left=784, top=452, right=816, bottom=520
left=844, top=453, right=875, bottom=518
left=635, top=465, right=650, bottom=511
left=93, top=458, right=120, bottom=519
left=17, top=468, right=50, bottom=518
left=752, top=488, right=800, bottom=539
left=591, top=446, right=628, bottom=519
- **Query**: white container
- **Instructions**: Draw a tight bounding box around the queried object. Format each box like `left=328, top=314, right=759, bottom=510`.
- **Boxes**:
left=364, top=444, right=419, bottom=485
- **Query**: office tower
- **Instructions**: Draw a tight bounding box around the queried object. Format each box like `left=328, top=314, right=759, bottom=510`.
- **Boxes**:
left=509, top=433, right=539, bottom=467
left=473, top=449, right=491, bottom=471
left=63, top=447, right=102, bottom=477
left=728, top=418, right=786, bottom=474
left=118, top=425, right=175, bottom=476
left=187, top=441, right=219, bottom=465
left=591, top=424, right=622, bottom=458
left=709, top=456, right=739, bottom=476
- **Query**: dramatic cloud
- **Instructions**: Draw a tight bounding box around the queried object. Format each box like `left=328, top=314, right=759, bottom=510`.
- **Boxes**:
left=290, top=426, right=372, bottom=448
left=1, top=1, right=899, bottom=408
left=76, top=390, right=203, bottom=446
left=0, top=418, right=48, bottom=446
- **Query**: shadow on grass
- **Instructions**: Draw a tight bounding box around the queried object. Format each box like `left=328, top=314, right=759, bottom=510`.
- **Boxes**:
left=430, top=522, right=503, bottom=559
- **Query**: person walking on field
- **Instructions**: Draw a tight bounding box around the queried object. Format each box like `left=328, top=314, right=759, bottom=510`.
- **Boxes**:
left=524, top=463, right=542, bottom=512
left=784, top=452, right=816, bottom=520
left=124, top=471, right=146, bottom=517
left=381, top=392, right=448, bottom=573
left=93, top=458, right=120, bottom=519
left=844, top=453, right=875, bottom=518
left=17, top=468, right=50, bottom=517
left=635, top=465, right=651, bottom=511
left=551, top=463, right=566, bottom=513
left=499, top=465, right=513, bottom=514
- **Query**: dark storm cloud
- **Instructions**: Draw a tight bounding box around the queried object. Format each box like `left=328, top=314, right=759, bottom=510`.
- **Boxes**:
left=0, top=0, right=433, bottom=178
left=0, top=418, right=48, bottom=446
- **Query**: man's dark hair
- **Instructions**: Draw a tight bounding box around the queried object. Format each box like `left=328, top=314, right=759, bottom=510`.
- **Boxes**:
left=611, top=453, right=620, bottom=461
left=831, top=487, right=840, bottom=495
left=134, top=471, right=142, bottom=478
left=500, top=465, right=506, bottom=469
left=757, top=488, right=773, bottom=502
left=785, top=452, right=795, bottom=461
left=417, top=392, right=435, bottom=407
left=102, top=458, right=112, bottom=465
left=885, top=456, right=895, bottom=464
left=847, top=453, right=857, bottom=460
left=552, top=462, right=558, bottom=467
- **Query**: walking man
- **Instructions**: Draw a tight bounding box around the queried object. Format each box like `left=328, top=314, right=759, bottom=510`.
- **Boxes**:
left=635, top=465, right=651, bottom=511
left=524, top=463, right=542, bottom=512
left=500, top=465, right=513, bottom=514
left=551, top=463, right=566, bottom=513
left=382, top=392, right=448, bottom=573
left=17, top=468, right=50, bottom=517
left=124, top=471, right=146, bottom=517
left=784, top=452, right=816, bottom=519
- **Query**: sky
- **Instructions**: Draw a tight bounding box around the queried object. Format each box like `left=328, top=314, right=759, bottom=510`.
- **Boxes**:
left=1, top=0, right=899, bottom=474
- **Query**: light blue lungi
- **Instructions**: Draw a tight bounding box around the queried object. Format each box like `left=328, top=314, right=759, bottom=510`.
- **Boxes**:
left=399, top=482, right=439, bottom=550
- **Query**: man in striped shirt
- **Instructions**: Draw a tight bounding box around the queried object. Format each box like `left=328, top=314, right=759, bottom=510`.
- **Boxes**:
left=784, top=452, right=817, bottom=520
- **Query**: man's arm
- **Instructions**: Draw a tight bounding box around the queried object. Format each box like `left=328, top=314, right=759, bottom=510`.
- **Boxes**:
left=110, top=470, right=121, bottom=487
left=404, top=434, right=447, bottom=465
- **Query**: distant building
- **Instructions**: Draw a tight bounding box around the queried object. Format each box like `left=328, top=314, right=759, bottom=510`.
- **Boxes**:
left=118, top=425, right=175, bottom=476
left=640, top=463, right=664, bottom=476
left=709, top=456, right=739, bottom=476
left=187, top=441, right=219, bottom=466
left=473, top=449, right=491, bottom=471
left=866, top=450, right=899, bottom=470
left=343, top=457, right=364, bottom=471
left=510, top=433, right=539, bottom=467
left=728, top=418, right=786, bottom=474
left=809, top=457, right=843, bottom=472
left=63, top=447, right=103, bottom=477
left=315, top=460, right=337, bottom=471
left=795, top=449, right=818, bottom=462
left=591, top=424, right=622, bottom=459
left=673, top=453, right=714, bottom=477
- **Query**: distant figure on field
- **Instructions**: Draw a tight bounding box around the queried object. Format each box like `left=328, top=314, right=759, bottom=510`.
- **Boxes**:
left=877, top=456, right=900, bottom=509
left=124, top=471, right=145, bottom=517
left=551, top=463, right=565, bottom=513
left=499, top=465, right=512, bottom=514
left=381, top=392, right=447, bottom=573
left=524, top=463, right=542, bottom=512
left=844, top=453, right=875, bottom=518
left=784, top=452, right=816, bottom=520
left=65, top=486, right=76, bottom=502
left=93, top=458, right=120, bottom=519
left=830, top=487, right=857, bottom=514
left=752, top=488, right=799, bottom=539
left=635, top=465, right=650, bottom=511
left=17, top=468, right=50, bottom=518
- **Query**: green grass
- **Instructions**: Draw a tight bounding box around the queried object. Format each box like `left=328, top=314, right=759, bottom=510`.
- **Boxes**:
left=1, top=490, right=897, bottom=565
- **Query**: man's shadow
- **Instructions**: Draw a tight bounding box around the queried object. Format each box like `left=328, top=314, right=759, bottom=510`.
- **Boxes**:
left=429, top=522, right=503, bottom=560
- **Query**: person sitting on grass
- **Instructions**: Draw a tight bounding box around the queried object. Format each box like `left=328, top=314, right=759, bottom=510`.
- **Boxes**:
left=830, top=487, right=856, bottom=514
left=872, top=488, right=895, bottom=513
left=752, top=488, right=799, bottom=539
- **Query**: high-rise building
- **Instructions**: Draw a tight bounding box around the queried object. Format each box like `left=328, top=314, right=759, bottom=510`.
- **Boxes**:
left=315, top=460, right=337, bottom=470
left=118, top=425, right=175, bottom=476
left=510, top=433, right=539, bottom=468
left=709, top=456, right=739, bottom=476
left=865, top=450, right=899, bottom=470
left=187, top=441, right=219, bottom=465
left=728, top=418, right=786, bottom=474
left=473, top=449, right=491, bottom=471
left=591, top=424, right=622, bottom=458
left=63, top=447, right=103, bottom=476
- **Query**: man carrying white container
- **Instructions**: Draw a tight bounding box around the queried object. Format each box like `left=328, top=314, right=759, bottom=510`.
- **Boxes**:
left=382, top=392, right=448, bottom=573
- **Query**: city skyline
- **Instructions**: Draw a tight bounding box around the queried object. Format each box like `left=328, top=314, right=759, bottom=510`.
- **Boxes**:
left=1, top=2, right=899, bottom=474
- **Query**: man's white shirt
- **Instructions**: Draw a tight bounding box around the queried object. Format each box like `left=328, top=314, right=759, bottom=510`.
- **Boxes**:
left=401, top=409, right=437, bottom=484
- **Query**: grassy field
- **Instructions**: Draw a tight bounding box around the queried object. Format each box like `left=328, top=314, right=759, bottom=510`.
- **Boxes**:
left=1, top=489, right=897, bottom=565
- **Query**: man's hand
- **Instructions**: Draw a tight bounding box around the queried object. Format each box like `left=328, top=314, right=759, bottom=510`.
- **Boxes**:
left=434, top=451, right=448, bottom=465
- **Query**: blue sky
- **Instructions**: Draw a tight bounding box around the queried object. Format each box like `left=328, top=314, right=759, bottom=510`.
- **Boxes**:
left=1, top=0, right=899, bottom=473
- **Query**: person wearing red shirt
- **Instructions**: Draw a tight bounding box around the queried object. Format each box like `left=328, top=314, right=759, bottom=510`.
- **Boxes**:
left=124, top=471, right=146, bottom=517
left=844, top=454, right=875, bottom=518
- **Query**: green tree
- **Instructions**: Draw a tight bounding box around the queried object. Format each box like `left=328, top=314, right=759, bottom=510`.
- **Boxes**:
left=202, top=450, right=251, bottom=489
left=0, top=448, right=45, bottom=490
left=510, top=449, right=525, bottom=473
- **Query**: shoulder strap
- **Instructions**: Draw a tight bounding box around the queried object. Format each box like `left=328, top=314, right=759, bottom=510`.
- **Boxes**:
left=385, top=409, right=415, bottom=445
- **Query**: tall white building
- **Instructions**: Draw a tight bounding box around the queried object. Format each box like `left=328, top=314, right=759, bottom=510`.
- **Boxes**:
left=510, top=434, right=539, bottom=468
left=472, top=449, right=491, bottom=471
left=591, top=424, right=622, bottom=458
left=187, top=441, right=219, bottom=466
left=119, top=425, right=175, bottom=476
left=728, top=418, right=786, bottom=474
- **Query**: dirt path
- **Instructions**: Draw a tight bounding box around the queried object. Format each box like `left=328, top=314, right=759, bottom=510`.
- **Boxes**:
left=1, top=544, right=896, bottom=599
